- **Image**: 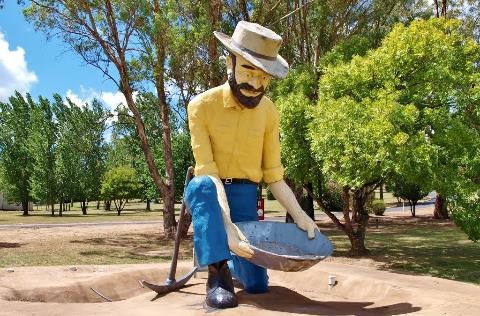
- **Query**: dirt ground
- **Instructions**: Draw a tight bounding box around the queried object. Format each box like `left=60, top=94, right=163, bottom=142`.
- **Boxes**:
left=2, top=211, right=480, bottom=315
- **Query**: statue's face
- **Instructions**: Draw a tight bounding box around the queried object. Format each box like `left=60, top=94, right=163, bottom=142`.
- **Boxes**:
left=227, top=54, right=272, bottom=108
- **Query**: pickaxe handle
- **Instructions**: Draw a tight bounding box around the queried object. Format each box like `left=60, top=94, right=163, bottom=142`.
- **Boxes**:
left=166, top=166, right=195, bottom=284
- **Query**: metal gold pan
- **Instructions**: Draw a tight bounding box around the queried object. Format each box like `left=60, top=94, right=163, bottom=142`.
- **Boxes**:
left=236, top=221, right=334, bottom=272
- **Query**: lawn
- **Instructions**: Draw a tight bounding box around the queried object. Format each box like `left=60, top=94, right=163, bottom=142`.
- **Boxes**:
left=0, top=195, right=289, bottom=225
left=321, top=216, right=480, bottom=285
left=1, top=194, right=478, bottom=286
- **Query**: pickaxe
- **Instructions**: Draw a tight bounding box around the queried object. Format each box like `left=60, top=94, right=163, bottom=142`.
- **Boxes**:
left=141, top=166, right=197, bottom=295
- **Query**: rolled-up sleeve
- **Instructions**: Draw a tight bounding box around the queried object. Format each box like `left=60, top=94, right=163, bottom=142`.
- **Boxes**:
left=262, top=104, right=284, bottom=183
left=188, top=100, right=219, bottom=176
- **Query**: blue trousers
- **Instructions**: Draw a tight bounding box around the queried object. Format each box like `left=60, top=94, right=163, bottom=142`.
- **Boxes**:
left=185, top=176, right=268, bottom=294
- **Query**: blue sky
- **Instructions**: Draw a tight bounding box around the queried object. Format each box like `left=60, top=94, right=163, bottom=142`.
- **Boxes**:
left=0, top=3, right=125, bottom=111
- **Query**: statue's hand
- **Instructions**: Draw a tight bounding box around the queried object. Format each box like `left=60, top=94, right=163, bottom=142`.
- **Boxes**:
left=268, top=180, right=319, bottom=239
left=225, top=222, right=254, bottom=259
left=289, top=209, right=318, bottom=239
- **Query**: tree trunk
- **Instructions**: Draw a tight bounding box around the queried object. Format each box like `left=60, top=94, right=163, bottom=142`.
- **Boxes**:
left=22, top=198, right=29, bottom=216
left=207, top=0, right=223, bottom=87
left=284, top=178, right=313, bottom=221
left=152, top=1, right=177, bottom=239
left=441, top=0, right=447, bottom=17
left=97, top=200, right=100, bottom=210
left=434, top=193, right=449, bottom=219
left=349, top=234, right=369, bottom=256
left=81, top=201, right=88, bottom=215
left=59, top=199, right=63, bottom=217
left=51, top=200, right=54, bottom=216
left=303, top=182, right=315, bottom=220
left=379, top=182, right=384, bottom=200
left=345, top=188, right=370, bottom=256
left=162, top=192, right=176, bottom=238
left=146, top=199, right=151, bottom=211
left=104, top=200, right=111, bottom=211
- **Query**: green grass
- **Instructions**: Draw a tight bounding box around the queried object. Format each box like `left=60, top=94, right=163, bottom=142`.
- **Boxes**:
left=0, top=197, right=290, bottom=224
left=0, top=200, right=170, bottom=224
left=322, top=217, right=480, bottom=285
left=2, top=196, right=479, bottom=286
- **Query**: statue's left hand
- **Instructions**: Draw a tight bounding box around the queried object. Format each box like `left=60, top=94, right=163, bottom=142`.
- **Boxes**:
left=288, top=209, right=318, bottom=239
left=268, top=180, right=319, bottom=239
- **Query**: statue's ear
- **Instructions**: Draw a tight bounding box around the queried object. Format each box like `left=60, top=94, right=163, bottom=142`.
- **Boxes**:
left=225, top=54, right=233, bottom=75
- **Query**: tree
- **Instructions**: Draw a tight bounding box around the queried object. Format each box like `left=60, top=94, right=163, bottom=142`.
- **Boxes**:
left=307, top=18, right=479, bottom=255
left=52, top=94, right=107, bottom=215
left=75, top=99, right=107, bottom=214
left=24, top=0, right=177, bottom=236
left=387, top=178, right=429, bottom=217
left=28, top=96, right=57, bottom=215
left=101, top=166, right=141, bottom=215
left=268, top=1, right=435, bottom=239
left=0, top=92, right=35, bottom=215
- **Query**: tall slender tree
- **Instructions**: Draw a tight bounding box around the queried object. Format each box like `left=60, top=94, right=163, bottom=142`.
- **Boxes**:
left=29, top=96, right=57, bottom=215
left=0, top=92, right=35, bottom=215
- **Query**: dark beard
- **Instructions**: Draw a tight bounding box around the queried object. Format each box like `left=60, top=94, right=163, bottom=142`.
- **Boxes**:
left=227, top=57, right=265, bottom=109
left=228, top=74, right=265, bottom=108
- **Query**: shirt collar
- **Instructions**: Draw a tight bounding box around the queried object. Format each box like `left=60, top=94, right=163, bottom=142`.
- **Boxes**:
left=222, top=82, right=243, bottom=110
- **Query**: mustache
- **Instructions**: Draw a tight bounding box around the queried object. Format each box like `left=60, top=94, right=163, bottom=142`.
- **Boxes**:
left=236, top=83, right=265, bottom=94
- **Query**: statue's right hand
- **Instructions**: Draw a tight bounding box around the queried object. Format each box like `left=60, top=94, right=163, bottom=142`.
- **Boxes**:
left=225, top=222, right=254, bottom=259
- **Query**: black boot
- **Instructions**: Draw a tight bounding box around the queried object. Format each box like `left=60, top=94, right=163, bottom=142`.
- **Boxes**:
left=205, top=260, right=238, bottom=309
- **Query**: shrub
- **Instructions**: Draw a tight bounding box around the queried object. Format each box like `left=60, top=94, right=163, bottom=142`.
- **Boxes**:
left=369, top=199, right=386, bottom=216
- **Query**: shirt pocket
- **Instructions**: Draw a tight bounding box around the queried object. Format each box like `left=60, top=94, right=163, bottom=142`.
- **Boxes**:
left=211, top=125, right=234, bottom=149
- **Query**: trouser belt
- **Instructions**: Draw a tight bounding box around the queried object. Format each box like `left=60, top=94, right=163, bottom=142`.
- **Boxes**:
left=221, top=178, right=258, bottom=185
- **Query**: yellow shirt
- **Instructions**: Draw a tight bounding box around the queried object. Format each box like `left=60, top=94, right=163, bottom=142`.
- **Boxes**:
left=187, top=82, right=284, bottom=183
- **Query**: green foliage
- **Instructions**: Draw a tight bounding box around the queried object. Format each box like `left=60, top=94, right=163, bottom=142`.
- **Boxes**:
left=53, top=95, right=107, bottom=207
left=451, top=195, right=480, bottom=242
left=308, top=17, right=480, bottom=247
left=368, top=199, right=386, bottom=216
left=388, top=177, right=429, bottom=205
left=312, top=18, right=480, bottom=194
left=319, top=35, right=373, bottom=69
left=0, top=92, right=35, bottom=214
left=171, top=131, right=194, bottom=201
left=101, top=166, right=142, bottom=214
left=28, top=96, right=57, bottom=209
left=111, top=92, right=194, bottom=203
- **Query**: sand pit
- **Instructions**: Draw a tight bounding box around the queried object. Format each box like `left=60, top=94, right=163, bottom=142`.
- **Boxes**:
left=2, top=261, right=480, bottom=315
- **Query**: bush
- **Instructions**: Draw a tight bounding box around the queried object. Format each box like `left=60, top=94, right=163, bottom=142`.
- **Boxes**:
left=369, top=199, right=386, bottom=216
left=323, top=182, right=343, bottom=213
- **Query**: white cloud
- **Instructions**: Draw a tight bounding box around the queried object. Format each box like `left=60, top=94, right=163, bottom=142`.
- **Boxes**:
left=64, top=86, right=130, bottom=110
left=63, top=86, right=137, bottom=126
left=0, top=32, right=38, bottom=102
left=100, top=90, right=131, bottom=112
left=65, top=89, right=89, bottom=108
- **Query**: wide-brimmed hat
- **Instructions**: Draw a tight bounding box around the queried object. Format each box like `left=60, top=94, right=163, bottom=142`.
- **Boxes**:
left=214, top=21, right=289, bottom=79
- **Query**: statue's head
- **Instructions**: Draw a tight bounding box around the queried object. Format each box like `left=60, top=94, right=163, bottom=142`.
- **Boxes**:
left=214, top=21, right=289, bottom=108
